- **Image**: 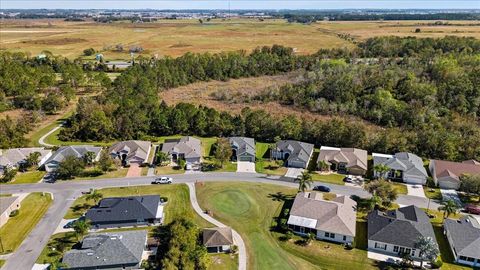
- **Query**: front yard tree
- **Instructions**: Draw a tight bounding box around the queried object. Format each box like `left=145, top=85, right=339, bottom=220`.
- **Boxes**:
left=83, top=151, right=97, bottom=166
left=98, top=150, right=114, bottom=172
left=364, top=180, right=398, bottom=207
left=25, top=151, right=41, bottom=168
left=373, top=164, right=390, bottom=180
left=73, top=219, right=91, bottom=241
left=214, top=138, right=232, bottom=168
left=85, top=189, right=103, bottom=204
left=296, top=171, right=313, bottom=193
left=318, top=160, right=329, bottom=171
left=0, top=167, right=17, bottom=183
left=177, top=158, right=186, bottom=170
left=57, top=156, right=85, bottom=179
left=155, top=151, right=169, bottom=166
left=459, top=174, right=480, bottom=196
left=414, top=236, right=439, bottom=268
left=438, top=199, right=460, bottom=219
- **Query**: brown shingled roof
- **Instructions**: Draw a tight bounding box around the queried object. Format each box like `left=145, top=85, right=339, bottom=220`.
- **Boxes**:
left=203, top=227, right=233, bottom=247
left=431, top=159, right=480, bottom=182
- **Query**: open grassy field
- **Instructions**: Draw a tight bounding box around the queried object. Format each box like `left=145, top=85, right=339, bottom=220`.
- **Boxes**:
left=196, top=182, right=380, bottom=270
left=0, top=192, right=52, bottom=254
left=2, top=19, right=479, bottom=60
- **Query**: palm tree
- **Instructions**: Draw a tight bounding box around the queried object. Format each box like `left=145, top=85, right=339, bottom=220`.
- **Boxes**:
left=305, top=233, right=315, bottom=245
left=85, top=189, right=103, bottom=204
left=25, top=152, right=41, bottom=168
left=295, top=171, right=313, bottom=193
left=368, top=194, right=382, bottom=210
left=83, top=151, right=97, bottom=166
left=374, top=164, right=390, bottom=180
left=73, top=219, right=90, bottom=241
left=438, top=199, right=459, bottom=219
left=415, top=236, right=439, bottom=268
left=318, top=160, right=329, bottom=172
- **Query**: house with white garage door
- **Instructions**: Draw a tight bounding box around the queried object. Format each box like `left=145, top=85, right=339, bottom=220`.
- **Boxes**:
left=271, top=140, right=314, bottom=169
left=373, top=152, right=428, bottom=185
left=229, top=137, right=255, bottom=162
left=429, top=159, right=480, bottom=189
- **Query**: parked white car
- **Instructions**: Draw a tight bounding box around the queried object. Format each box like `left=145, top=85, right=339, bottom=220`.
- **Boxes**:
left=151, top=177, right=173, bottom=184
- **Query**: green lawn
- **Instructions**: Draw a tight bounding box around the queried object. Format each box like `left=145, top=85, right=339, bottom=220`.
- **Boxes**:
left=255, top=142, right=271, bottom=159
left=64, top=184, right=211, bottom=228
left=209, top=253, right=238, bottom=270
left=73, top=167, right=128, bottom=181
left=154, top=166, right=185, bottom=175
left=202, top=158, right=237, bottom=172
left=255, top=160, right=287, bottom=176
left=42, top=127, right=113, bottom=147
left=0, top=259, right=4, bottom=267
left=196, top=182, right=376, bottom=270
left=424, top=187, right=443, bottom=200
left=5, top=170, right=45, bottom=184
left=29, top=113, right=70, bottom=147
left=391, top=182, right=408, bottom=195
left=458, top=192, right=479, bottom=204
left=36, top=232, right=77, bottom=265
left=0, top=192, right=52, bottom=254
left=310, top=173, right=345, bottom=185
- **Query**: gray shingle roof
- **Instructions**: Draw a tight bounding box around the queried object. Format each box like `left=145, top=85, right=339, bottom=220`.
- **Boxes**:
left=108, top=140, right=151, bottom=163
left=85, top=195, right=160, bottom=224
left=45, top=145, right=102, bottom=164
left=229, top=137, right=255, bottom=157
left=62, top=230, right=147, bottom=269
left=0, top=196, right=19, bottom=214
left=275, top=140, right=314, bottom=165
left=444, top=216, right=480, bottom=258
left=161, top=136, right=201, bottom=159
left=288, top=192, right=357, bottom=236
left=373, top=152, right=428, bottom=178
left=0, top=148, right=51, bottom=167
left=367, top=205, right=436, bottom=248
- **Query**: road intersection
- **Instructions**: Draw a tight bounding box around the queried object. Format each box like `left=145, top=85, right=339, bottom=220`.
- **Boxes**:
left=0, top=172, right=442, bottom=270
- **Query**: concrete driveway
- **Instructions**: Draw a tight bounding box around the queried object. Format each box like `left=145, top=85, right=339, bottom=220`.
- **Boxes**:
left=441, top=189, right=462, bottom=206
left=406, top=184, right=426, bottom=198
left=236, top=162, right=255, bottom=173
left=126, top=163, right=142, bottom=177
left=284, top=168, right=304, bottom=179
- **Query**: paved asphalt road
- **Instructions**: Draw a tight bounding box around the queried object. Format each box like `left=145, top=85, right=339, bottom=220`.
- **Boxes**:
left=0, top=172, right=442, bottom=270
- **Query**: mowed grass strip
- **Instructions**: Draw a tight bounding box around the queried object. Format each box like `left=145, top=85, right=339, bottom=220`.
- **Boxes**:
left=5, top=170, right=45, bottom=184
left=196, top=182, right=377, bottom=270
left=0, top=192, right=52, bottom=254
left=64, top=184, right=211, bottom=228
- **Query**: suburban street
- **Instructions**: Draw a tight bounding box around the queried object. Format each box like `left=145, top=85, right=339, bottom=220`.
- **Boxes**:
left=0, top=172, right=443, bottom=270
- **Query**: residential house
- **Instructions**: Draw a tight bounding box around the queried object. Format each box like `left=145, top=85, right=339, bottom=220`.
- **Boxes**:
left=44, top=145, right=102, bottom=172
left=443, top=215, right=480, bottom=267
left=429, top=159, right=480, bottom=190
left=109, top=140, right=152, bottom=165
left=0, top=196, right=20, bottom=228
left=367, top=205, right=437, bottom=260
left=85, top=195, right=163, bottom=229
left=373, top=152, right=428, bottom=185
left=271, top=140, right=314, bottom=169
left=161, top=136, right=202, bottom=164
left=229, top=137, right=255, bottom=162
left=317, top=146, right=368, bottom=175
left=287, top=192, right=357, bottom=244
left=202, top=227, right=234, bottom=253
left=0, top=148, right=52, bottom=173
left=62, top=230, right=147, bottom=270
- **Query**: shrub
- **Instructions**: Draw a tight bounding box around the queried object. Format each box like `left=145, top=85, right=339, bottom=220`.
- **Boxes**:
left=160, top=196, right=169, bottom=203
left=83, top=48, right=96, bottom=56
left=9, top=209, right=19, bottom=217
left=431, top=258, right=443, bottom=269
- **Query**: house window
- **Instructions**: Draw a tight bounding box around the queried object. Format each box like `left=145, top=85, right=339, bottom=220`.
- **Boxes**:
left=399, top=247, right=405, bottom=254
left=466, top=257, right=475, bottom=262
left=411, top=249, right=416, bottom=256
left=393, top=246, right=399, bottom=252
left=330, top=233, right=335, bottom=239
left=325, top=232, right=330, bottom=238
left=343, top=236, right=347, bottom=241
left=405, top=248, right=411, bottom=255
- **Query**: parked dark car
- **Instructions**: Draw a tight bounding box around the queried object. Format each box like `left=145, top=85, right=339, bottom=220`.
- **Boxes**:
left=343, top=177, right=353, bottom=183
left=313, top=185, right=331, bottom=192
left=465, top=204, right=480, bottom=215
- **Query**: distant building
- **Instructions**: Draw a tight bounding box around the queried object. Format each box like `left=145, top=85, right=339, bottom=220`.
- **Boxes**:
left=85, top=195, right=163, bottom=229
left=317, top=146, right=368, bottom=175
left=443, top=215, right=480, bottom=267
left=373, top=152, right=428, bottom=185
left=429, top=159, right=480, bottom=189
left=287, top=192, right=357, bottom=244
left=62, top=230, right=148, bottom=270
left=271, top=140, right=314, bottom=169
left=44, top=145, right=102, bottom=172
left=0, top=196, right=20, bottom=228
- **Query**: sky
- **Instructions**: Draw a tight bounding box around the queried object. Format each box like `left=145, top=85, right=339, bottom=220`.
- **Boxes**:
left=1, top=0, right=480, bottom=10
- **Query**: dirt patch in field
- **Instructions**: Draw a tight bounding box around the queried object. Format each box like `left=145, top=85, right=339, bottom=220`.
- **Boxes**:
left=22, top=37, right=87, bottom=45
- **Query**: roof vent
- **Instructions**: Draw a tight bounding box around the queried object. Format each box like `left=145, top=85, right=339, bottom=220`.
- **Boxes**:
left=87, top=252, right=94, bottom=256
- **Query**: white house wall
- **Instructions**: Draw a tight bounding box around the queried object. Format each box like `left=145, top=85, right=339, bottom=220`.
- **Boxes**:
left=368, top=240, right=421, bottom=259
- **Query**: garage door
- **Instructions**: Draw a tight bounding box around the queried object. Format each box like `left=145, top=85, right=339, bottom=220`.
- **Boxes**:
left=288, top=161, right=305, bottom=169
left=239, top=156, right=253, bottom=162
left=404, top=176, right=426, bottom=185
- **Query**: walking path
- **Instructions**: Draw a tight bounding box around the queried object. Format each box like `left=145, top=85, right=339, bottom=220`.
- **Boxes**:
left=38, top=124, right=62, bottom=147
left=186, top=183, right=247, bottom=270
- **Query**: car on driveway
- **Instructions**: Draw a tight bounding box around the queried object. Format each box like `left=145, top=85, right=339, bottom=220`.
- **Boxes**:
left=152, top=177, right=173, bottom=184
left=313, top=185, right=331, bottom=192
left=343, top=176, right=353, bottom=183
left=43, top=173, right=56, bottom=183
left=465, top=204, right=480, bottom=215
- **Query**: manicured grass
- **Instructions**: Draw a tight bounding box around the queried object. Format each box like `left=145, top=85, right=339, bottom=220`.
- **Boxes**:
left=64, top=184, right=211, bottom=228
left=29, top=114, right=67, bottom=147
left=0, top=192, right=52, bottom=254
left=0, top=259, right=4, bottom=267
left=6, top=170, right=45, bottom=184
left=36, top=232, right=77, bottom=264
left=424, top=186, right=443, bottom=200
left=391, top=182, right=408, bottom=195
left=196, top=182, right=376, bottom=270
left=310, top=173, right=345, bottom=185
left=154, top=166, right=185, bottom=175
left=255, top=160, right=287, bottom=176
left=255, top=142, right=271, bottom=159
left=458, top=192, right=479, bottom=204
left=209, top=253, right=238, bottom=270
left=202, top=158, right=237, bottom=172
left=73, top=168, right=128, bottom=181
